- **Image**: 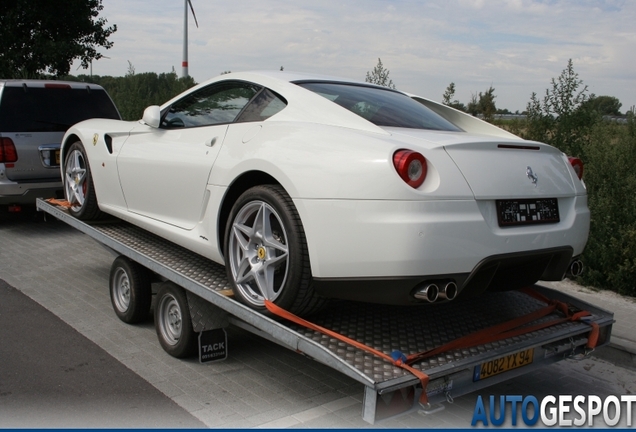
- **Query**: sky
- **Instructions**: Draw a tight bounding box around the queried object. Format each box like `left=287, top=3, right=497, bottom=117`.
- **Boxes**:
left=76, top=0, right=636, bottom=113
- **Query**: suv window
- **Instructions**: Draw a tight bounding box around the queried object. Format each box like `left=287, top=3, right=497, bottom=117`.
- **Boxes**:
left=0, top=86, right=121, bottom=132
left=296, top=81, right=461, bottom=131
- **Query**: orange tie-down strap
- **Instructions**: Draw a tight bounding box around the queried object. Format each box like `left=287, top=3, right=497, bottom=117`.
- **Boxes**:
left=265, top=288, right=599, bottom=406
left=45, top=198, right=72, bottom=208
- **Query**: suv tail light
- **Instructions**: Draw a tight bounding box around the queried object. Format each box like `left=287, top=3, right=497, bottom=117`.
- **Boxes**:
left=568, top=156, right=584, bottom=180
left=0, top=137, right=18, bottom=163
left=393, top=149, right=427, bottom=188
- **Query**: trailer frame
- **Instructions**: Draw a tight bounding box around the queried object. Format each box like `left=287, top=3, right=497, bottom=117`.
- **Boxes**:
left=36, top=198, right=614, bottom=424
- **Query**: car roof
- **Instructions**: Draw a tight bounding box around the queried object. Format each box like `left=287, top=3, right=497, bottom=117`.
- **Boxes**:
left=0, top=79, right=106, bottom=90
left=208, top=71, right=520, bottom=140
left=200, top=70, right=391, bottom=91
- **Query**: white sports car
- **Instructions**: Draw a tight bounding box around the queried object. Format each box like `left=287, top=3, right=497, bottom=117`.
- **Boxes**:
left=60, top=71, right=589, bottom=316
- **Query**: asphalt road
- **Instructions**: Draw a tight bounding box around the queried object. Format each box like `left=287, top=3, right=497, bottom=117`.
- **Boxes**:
left=0, top=277, right=204, bottom=428
left=2, top=209, right=636, bottom=427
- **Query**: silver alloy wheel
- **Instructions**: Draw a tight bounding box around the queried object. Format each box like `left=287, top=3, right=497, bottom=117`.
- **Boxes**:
left=157, top=294, right=182, bottom=346
left=64, top=149, right=87, bottom=211
left=228, top=200, right=289, bottom=306
left=111, top=267, right=131, bottom=313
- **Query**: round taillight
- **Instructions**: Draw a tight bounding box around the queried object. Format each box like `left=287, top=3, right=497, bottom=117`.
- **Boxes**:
left=393, top=149, right=427, bottom=188
left=568, top=156, right=584, bottom=180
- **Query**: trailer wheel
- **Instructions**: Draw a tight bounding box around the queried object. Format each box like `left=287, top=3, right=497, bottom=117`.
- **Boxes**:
left=63, top=141, right=101, bottom=220
left=154, top=282, right=196, bottom=358
left=109, top=256, right=152, bottom=324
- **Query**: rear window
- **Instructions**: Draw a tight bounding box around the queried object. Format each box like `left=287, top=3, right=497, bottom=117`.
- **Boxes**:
left=296, top=82, right=461, bottom=131
left=0, top=86, right=120, bottom=133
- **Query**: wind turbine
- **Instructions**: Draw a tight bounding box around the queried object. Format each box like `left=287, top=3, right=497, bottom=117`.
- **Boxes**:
left=182, top=0, right=199, bottom=78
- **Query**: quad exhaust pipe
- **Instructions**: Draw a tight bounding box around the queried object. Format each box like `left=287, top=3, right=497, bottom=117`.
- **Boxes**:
left=438, top=281, right=458, bottom=301
left=414, top=281, right=458, bottom=303
left=414, top=283, right=439, bottom=303
left=567, top=259, right=584, bottom=278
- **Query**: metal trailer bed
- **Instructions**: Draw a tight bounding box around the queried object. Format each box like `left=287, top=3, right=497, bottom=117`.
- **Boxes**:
left=36, top=198, right=614, bottom=423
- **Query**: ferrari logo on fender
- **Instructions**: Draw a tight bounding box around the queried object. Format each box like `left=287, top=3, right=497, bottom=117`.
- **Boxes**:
left=92, top=133, right=99, bottom=146
left=257, top=246, right=266, bottom=260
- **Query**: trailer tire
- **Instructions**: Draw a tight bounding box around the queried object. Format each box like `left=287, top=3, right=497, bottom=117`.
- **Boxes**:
left=63, top=141, right=102, bottom=220
left=109, top=256, right=152, bottom=324
left=154, top=282, right=197, bottom=358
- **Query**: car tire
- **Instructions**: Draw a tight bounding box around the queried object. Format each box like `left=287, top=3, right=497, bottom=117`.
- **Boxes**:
left=109, top=256, right=152, bottom=324
left=154, top=282, right=197, bottom=358
left=63, top=141, right=101, bottom=220
left=225, top=185, right=324, bottom=317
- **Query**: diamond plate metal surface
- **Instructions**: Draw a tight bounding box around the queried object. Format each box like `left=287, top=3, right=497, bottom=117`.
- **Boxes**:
left=89, top=219, right=593, bottom=384
left=96, top=223, right=231, bottom=293
left=186, top=291, right=230, bottom=332
left=286, top=293, right=588, bottom=382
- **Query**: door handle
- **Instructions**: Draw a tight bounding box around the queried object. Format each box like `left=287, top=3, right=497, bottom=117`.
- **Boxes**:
left=206, top=137, right=217, bottom=147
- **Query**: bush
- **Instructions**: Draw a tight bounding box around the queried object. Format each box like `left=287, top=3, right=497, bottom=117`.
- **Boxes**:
left=521, top=60, right=636, bottom=297
left=580, top=116, right=636, bottom=296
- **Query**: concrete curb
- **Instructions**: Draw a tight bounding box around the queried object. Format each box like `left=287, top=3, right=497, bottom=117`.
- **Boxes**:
left=592, top=340, right=636, bottom=372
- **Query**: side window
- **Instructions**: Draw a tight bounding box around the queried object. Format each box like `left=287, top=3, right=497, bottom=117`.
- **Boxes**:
left=162, top=82, right=260, bottom=128
left=235, top=89, right=287, bottom=123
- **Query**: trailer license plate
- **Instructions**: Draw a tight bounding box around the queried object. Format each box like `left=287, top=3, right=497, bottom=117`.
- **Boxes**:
left=473, top=348, right=534, bottom=381
left=496, top=198, right=559, bottom=226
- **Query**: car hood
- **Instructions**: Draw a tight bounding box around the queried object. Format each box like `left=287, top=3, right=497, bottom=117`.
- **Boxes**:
left=385, top=127, right=579, bottom=199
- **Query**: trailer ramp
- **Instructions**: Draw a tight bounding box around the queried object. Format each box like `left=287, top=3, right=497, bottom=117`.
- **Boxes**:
left=36, top=198, right=614, bottom=423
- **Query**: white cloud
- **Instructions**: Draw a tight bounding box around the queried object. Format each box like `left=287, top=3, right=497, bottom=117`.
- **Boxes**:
left=77, top=0, right=636, bottom=111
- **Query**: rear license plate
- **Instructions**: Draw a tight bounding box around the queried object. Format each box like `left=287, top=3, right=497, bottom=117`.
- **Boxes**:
left=54, top=150, right=60, bottom=165
left=496, top=198, right=559, bottom=227
left=473, top=348, right=534, bottom=381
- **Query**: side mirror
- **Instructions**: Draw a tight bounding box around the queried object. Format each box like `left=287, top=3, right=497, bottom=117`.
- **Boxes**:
left=141, top=105, right=161, bottom=128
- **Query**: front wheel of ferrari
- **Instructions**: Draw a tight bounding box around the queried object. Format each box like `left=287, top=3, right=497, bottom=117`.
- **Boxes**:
left=63, top=141, right=101, bottom=220
left=225, top=185, right=323, bottom=317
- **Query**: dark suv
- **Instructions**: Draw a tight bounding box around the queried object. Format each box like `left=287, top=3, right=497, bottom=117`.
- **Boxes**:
left=0, top=80, right=120, bottom=211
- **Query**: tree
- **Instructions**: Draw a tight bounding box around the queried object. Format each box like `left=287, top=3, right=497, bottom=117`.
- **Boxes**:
left=582, top=95, right=622, bottom=116
left=67, top=69, right=197, bottom=120
left=0, top=0, right=117, bottom=78
left=477, top=86, right=497, bottom=122
left=465, top=87, right=497, bottom=121
left=442, top=82, right=456, bottom=105
left=467, top=93, right=479, bottom=116
left=442, top=82, right=466, bottom=112
left=524, top=59, right=595, bottom=156
left=365, top=58, right=396, bottom=89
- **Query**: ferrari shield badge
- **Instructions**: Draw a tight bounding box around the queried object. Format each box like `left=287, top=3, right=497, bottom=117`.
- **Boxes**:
left=93, top=133, right=99, bottom=146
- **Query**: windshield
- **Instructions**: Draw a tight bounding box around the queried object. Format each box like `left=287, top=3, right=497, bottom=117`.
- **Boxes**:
left=296, top=82, right=461, bottom=131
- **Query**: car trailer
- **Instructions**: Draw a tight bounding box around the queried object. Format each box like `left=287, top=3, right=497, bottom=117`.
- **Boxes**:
left=36, top=198, right=614, bottom=424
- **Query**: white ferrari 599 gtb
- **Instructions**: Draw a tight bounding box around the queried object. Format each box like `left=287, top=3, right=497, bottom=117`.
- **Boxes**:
left=60, top=71, right=589, bottom=316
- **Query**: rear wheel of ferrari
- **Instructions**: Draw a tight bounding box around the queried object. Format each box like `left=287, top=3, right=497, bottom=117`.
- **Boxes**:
left=63, top=141, right=101, bottom=220
left=225, top=185, right=323, bottom=317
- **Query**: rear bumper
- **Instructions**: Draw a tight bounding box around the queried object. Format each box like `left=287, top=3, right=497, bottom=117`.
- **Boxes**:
left=313, top=247, right=575, bottom=305
left=0, top=178, right=63, bottom=205
left=295, top=196, right=589, bottom=279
